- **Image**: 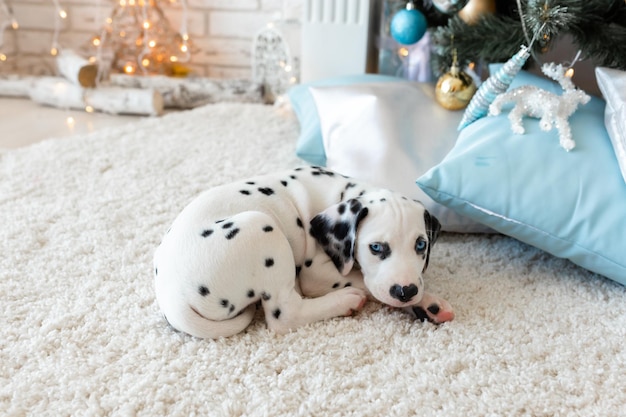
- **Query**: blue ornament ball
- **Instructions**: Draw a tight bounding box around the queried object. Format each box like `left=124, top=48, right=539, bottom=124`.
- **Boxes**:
left=390, top=7, right=427, bottom=45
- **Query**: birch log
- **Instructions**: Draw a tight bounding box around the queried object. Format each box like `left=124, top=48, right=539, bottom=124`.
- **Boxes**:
left=56, top=50, right=98, bottom=87
left=0, top=75, right=36, bottom=97
left=29, top=77, right=164, bottom=116
left=109, top=74, right=264, bottom=108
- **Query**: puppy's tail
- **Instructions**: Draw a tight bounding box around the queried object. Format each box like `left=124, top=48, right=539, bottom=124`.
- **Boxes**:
left=164, top=303, right=257, bottom=339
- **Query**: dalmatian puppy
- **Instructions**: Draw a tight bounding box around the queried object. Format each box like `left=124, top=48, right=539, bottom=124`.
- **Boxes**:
left=154, top=166, right=454, bottom=339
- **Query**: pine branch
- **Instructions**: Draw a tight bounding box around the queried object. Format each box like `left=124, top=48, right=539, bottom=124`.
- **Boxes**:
left=431, top=15, right=526, bottom=75
left=430, top=0, right=626, bottom=75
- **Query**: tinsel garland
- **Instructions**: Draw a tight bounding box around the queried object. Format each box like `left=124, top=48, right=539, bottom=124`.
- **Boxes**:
left=431, top=0, right=626, bottom=76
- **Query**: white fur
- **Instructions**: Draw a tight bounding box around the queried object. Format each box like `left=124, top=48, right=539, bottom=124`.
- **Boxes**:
left=154, top=167, right=453, bottom=339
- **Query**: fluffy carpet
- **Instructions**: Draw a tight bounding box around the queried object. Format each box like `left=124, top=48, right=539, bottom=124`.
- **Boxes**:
left=2, top=103, right=625, bottom=416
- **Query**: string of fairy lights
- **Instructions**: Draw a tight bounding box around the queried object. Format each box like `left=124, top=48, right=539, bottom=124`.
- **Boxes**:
left=0, top=0, right=18, bottom=62
left=0, top=0, right=192, bottom=77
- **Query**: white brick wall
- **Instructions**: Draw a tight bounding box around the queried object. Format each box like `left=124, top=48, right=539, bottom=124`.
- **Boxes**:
left=0, top=0, right=304, bottom=79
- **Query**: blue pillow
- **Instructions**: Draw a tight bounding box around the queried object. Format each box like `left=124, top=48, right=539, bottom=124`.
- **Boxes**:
left=287, top=74, right=401, bottom=166
left=417, top=69, right=626, bottom=285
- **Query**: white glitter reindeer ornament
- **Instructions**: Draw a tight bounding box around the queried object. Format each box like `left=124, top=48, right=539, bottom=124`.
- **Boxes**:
left=488, top=62, right=590, bottom=151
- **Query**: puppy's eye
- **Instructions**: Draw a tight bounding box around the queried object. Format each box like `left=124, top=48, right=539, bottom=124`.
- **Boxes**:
left=369, top=243, right=383, bottom=254
left=415, top=238, right=427, bottom=254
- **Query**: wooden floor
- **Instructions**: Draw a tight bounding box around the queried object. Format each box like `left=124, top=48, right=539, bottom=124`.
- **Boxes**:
left=0, top=97, right=143, bottom=149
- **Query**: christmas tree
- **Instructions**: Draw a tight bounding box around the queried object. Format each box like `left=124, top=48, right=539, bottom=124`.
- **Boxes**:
left=407, top=0, right=626, bottom=76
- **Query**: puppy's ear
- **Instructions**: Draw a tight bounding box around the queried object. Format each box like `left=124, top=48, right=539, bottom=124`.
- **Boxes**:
left=423, top=210, right=441, bottom=272
left=309, top=199, right=369, bottom=276
left=424, top=210, right=441, bottom=244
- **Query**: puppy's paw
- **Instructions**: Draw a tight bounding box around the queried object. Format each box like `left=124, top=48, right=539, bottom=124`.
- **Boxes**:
left=405, top=292, right=454, bottom=324
left=335, top=287, right=367, bottom=316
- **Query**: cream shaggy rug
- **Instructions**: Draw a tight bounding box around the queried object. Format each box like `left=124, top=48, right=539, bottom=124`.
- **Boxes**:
left=2, top=103, right=626, bottom=416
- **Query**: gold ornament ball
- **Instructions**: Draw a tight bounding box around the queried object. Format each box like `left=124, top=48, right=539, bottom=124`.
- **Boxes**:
left=435, top=67, right=477, bottom=110
left=458, top=0, right=496, bottom=25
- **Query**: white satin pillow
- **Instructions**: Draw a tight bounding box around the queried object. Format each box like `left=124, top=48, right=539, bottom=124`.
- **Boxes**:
left=595, top=67, right=626, bottom=184
left=309, top=82, right=492, bottom=233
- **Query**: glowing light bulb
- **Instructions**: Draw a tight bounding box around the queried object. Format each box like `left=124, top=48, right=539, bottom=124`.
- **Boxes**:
left=11, top=19, right=18, bottom=30
left=88, top=56, right=96, bottom=63
left=66, top=116, right=75, bottom=127
left=120, top=0, right=126, bottom=5
left=142, top=58, right=150, bottom=67
left=182, top=33, right=189, bottom=41
left=92, top=37, right=101, bottom=46
left=59, top=9, right=68, bottom=19
left=148, top=40, right=156, bottom=48
left=0, top=54, right=6, bottom=62
left=124, top=63, right=135, bottom=74
left=143, top=21, right=150, bottom=29
left=565, top=68, right=575, bottom=78
left=398, top=47, right=409, bottom=58
left=170, top=56, right=178, bottom=62
left=180, top=44, right=188, bottom=53
left=284, top=65, right=292, bottom=72
left=85, top=105, right=95, bottom=113
left=51, top=47, right=58, bottom=56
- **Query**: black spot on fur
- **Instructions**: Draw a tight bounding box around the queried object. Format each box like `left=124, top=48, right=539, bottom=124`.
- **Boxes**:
left=221, top=299, right=229, bottom=307
left=427, top=304, right=440, bottom=315
left=332, top=282, right=340, bottom=288
left=215, top=219, right=225, bottom=224
left=343, top=241, right=352, bottom=258
left=263, top=225, right=274, bottom=232
left=154, top=268, right=158, bottom=276
left=239, top=190, right=251, bottom=195
left=281, top=180, right=288, bottom=186
left=222, top=222, right=233, bottom=229
left=226, top=228, right=240, bottom=240
left=273, top=308, right=281, bottom=319
left=265, top=258, right=275, bottom=267
left=290, top=175, right=296, bottom=180
left=296, top=218, right=304, bottom=228
left=344, top=282, right=352, bottom=287
left=295, top=167, right=304, bottom=171
left=261, top=292, right=271, bottom=301
left=247, top=290, right=255, bottom=298
left=201, top=229, right=213, bottom=238
left=332, top=221, right=350, bottom=240
left=412, top=306, right=429, bottom=322
left=380, top=198, right=387, bottom=202
left=295, top=265, right=302, bottom=276
left=304, top=259, right=312, bottom=267
left=345, top=182, right=356, bottom=189
left=258, top=187, right=275, bottom=196
left=229, top=304, right=235, bottom=313
left=338, top=203, right=346, bottom=215
left=246, top=181, right=256, bottom=185
left=311, top=167, right=335, bottom=177
left=198, top=286, right=210, bottom=296
left=349, top=199, right=362, bottom=214
left=330, top=254, right=344, bottom=271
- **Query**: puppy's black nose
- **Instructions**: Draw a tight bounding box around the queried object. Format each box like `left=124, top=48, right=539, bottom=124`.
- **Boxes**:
left=389, top=284, right=418, bottom=302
